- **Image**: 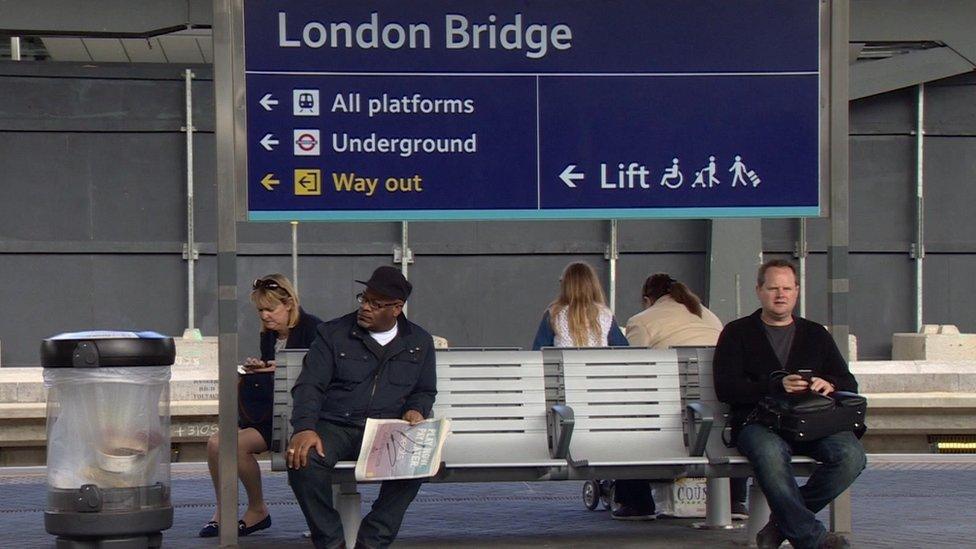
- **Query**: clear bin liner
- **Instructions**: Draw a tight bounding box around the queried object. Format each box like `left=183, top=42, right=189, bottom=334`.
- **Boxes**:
left=44, top=367, right=171, bottom=493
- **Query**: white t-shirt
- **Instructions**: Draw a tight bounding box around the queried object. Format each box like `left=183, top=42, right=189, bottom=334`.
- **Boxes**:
left=369, top=324, right=398, bottom=346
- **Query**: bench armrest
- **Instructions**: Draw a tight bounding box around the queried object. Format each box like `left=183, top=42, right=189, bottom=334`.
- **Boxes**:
left=685, top=401, right=713, bottom=457
left=547, top=404, right=575, bottom=459
left=271, top=412, right=290, bottom=472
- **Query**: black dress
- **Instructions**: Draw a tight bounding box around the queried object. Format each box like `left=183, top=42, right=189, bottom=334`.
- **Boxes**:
left=238, top=308, right=323, bottom=448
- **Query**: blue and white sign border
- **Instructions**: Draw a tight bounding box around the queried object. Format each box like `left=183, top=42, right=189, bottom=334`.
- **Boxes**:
left=232, top=1, right=831, bottom=222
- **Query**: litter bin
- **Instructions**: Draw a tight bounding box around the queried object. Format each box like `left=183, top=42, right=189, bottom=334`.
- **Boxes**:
left=41, top=331, right=176, bottom=548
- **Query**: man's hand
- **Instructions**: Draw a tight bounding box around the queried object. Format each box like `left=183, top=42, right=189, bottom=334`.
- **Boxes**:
left=287, top=430, right=324, bottom=469
left=402, top=409, right=424, bottom=425
left=783, top=374, right=835, bottom=395
left=782, top=374, right=809, bottom=393
left=809, top=377, right=835, bottom=395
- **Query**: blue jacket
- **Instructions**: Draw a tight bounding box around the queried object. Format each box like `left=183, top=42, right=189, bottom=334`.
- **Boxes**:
left=291, top=311, right=437, bottom=432
left=531, top=309, right=629, bottom=350
left=259, top=307, right=323, bottom=362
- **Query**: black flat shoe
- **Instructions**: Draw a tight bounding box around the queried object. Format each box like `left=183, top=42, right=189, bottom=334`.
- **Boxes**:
left=198, top=521, right=219, bottom=538
left=238, top=515, right=272, bottom=536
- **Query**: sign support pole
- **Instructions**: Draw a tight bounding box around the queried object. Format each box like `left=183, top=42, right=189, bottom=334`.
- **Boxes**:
left=214, top=0, right=241, bottom=545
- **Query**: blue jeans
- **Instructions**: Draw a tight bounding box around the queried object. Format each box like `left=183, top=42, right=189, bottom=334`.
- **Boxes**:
left=737, top=424, right=866, bottom=549
left=288, top=421, right=423, bottom=549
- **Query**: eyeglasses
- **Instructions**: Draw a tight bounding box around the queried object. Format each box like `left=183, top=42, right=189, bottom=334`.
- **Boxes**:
left=253, top=278, right=284, bottom=292
left=356, top=292, right=400, bottom=309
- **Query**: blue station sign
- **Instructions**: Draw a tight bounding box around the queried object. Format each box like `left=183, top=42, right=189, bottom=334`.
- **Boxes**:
left=243, top=1, right=822, bottom=221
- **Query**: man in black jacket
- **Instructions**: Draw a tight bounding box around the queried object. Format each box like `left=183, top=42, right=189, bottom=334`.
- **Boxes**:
left=287, top=266, right=436, bottom=549
left=714, top=259, right=865, bottom=549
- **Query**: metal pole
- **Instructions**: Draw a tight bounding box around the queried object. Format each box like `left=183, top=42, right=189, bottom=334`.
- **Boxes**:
left=734, top=273, right=741, bottom=318
left=607, top=220, right=618, bottom=314
left=827, top=0, right=853, bottom=534
left=914, top=84, right=925, bottom=332
left=183, top=69, right=197, bottom=331
left=213, top=0, right=240, bottom=545
left=10, top=37, right=21, bottom=60
left=797, top=218, right=808, bottom=317
left=400, top=221, right=409, bottom=316
left=291, top=221, right=299, bottom=294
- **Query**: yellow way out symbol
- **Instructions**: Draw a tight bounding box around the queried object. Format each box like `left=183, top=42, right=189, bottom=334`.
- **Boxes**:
left=261, top=173, right=279, bottom=191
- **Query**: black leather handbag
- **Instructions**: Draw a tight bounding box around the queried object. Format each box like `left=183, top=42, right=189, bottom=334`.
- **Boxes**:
left=750, top=391, right=867, bottom=443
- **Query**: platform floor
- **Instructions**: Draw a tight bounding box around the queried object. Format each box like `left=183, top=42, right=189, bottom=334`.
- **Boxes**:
left=3, top=455, right=975, bottom=548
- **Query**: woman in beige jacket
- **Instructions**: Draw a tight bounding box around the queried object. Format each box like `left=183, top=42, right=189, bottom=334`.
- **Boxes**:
left=625, top=273, right=722, bottom=348
left=622, top=273, right=748, bottom=518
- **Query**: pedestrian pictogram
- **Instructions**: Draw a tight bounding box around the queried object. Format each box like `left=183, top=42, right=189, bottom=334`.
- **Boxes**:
left=294, top=169, right=322, bottom=196
left=294, top=129, right=320, bottom=156
left=293, top=89, right=320, bottom=116
left=693, top=156, right=720, bottom=188
left=729, top=155, right=762, bottom=187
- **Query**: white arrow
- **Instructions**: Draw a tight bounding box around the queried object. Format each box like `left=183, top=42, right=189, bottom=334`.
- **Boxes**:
left=259, top=93, right=279, bottom=111
left=259, top=134, right=279, bottom=151
left=559, top=164, right=585, bottom=188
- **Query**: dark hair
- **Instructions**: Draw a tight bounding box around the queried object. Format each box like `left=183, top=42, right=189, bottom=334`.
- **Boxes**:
left=757, top=259, right=798, bottom=287
left=642, top=273, right=703, bottom=318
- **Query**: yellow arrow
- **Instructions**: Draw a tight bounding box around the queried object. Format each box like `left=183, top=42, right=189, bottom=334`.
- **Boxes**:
left=261, top=173, right=280, bottom=191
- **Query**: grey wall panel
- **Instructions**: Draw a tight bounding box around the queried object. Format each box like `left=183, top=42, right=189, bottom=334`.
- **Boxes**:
left=849, top=136, right=915, bottom=250
left=88, top=133, right=191, bottom=242
left=923, top=254, right=976, bottom=333
left=0, top=255, right=95, bottom=367
left=410, top=220, right=608, bottom=254
left=923, top=137, right=976, bottom=251
left=850, top=254, right=916, bottom=359
left=90, top=255, right=186, bottom=333
left=761, top=217, right=831, bottom=253
left=926, top=82, right=976, bottom=136
left=850, top=87, right=914, bottom=135
left=0, top=133, right=92, bottom=241
left=0, top=74, right=212, bottom=132
left=618, top=220, right=708, bottom=252
left=236, top=222, right=399, bottom=253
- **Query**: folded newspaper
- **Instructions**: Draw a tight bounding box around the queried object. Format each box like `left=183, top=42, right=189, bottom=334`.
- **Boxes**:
left=355, top=418, right=452, bottom=481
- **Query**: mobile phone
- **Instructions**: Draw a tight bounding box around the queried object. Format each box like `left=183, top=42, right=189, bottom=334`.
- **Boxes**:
left=797, top=369, right=813, bottom=382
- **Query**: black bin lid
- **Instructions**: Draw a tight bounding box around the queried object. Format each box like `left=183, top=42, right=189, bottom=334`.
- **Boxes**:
left=41, top=331, right=176, bottom=368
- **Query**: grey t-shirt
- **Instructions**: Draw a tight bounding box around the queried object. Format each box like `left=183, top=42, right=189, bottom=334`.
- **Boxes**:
left=763, top=322, right=796, bottom=368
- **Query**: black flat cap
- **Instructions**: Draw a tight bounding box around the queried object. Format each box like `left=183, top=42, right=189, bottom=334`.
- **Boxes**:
left=356, top=266, right=412, bottom=301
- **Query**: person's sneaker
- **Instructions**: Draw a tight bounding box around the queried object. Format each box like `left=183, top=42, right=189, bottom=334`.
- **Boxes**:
left=610, top=505, right=656, bottom=521
left=818, top=533, right=851, bottom=548
left=756, top=520, right=787, bottom=548
left=731, top=501, right=749, bottom=520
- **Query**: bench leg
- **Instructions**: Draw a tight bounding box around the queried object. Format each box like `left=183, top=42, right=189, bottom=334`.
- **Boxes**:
left=333, top=482, right=362, bottom=548
left=829, top=488, right=852, bottom=534
left=693, top=477, right=739, bottom=529
left=744, top=483, right=770, bottom=546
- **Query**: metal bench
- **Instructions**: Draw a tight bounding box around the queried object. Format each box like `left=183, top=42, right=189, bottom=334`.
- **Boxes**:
left=271, top=348, right=572, bottom=546
left=544, top=347, right=712, bottom=480
left=270, top=347, right=714, bottom=546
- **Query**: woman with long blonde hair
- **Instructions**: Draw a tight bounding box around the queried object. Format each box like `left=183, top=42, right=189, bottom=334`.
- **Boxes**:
left=532, top=262, right=628, bottom=349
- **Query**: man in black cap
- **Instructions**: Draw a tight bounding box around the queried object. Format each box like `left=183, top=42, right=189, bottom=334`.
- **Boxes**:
left=287, top=266, right=437, bottom=549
